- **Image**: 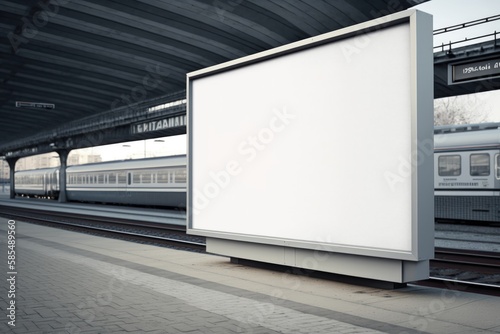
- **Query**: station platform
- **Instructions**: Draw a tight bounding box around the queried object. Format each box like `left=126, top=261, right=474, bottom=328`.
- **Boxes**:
left=0, top=196, right=185, bottom=226
left=1, top=218, right=499, bottom=334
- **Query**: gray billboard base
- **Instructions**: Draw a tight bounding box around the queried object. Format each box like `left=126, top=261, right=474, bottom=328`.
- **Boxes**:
left=229, top=258, right=408, bottom=290
left=207, top=238, right=429, bottom=284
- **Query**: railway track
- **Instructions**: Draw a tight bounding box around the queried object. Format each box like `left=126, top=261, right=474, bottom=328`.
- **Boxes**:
left=421, top=247, right=500, bottom=296
left=0, top=205, right=205, bottom=252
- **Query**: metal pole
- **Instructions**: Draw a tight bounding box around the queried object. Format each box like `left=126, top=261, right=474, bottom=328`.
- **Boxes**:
left=57, top=149, right=69, bottom=203
left=6, top=158, right=18, bottom=199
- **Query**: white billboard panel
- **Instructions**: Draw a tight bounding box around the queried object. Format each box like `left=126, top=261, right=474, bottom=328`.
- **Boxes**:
left=188, top=10, right=433, bottom=261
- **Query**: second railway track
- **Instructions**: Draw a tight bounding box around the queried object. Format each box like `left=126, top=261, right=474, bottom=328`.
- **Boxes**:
left=0, top=204, right=205, bottom=252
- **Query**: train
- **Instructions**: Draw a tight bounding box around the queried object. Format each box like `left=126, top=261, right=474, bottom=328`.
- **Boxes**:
left=14, top=155, right=186, bottom=208
left=13, top=123, right=500, bottom=222
left=434, top=123, right=500, bottom=223
left=14, top=167, right=59, bottom=200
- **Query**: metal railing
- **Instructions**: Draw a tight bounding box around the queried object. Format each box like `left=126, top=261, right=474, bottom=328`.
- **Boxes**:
left=433, top=15, right=500, bottom=52
left=433, top=15, right=500, bottom=35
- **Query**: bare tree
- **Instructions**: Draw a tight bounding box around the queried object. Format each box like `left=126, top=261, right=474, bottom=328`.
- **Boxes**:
left=434, top=95, right=491, bottom=126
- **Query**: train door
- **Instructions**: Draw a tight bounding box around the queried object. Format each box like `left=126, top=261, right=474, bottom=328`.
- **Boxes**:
left=495, top=153, right=500, bottom=187
left=52, top=169, right=60, bottom=199
left=55, top=169, right=60, bottom=192
left=127, top=171, right=132, bottom=197
left=43, top=173, right=48, bottom=196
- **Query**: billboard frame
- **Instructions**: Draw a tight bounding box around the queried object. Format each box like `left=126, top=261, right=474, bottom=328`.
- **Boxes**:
left=187, top=9, right=433, bottom=282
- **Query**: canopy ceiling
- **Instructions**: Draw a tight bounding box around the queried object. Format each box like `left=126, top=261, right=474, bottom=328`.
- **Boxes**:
left=1, top=0, right=423, bottom=149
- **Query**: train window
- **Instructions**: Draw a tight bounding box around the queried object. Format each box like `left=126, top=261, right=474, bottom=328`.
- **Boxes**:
left=142, top=173, right=151, bottom=183
left=133, top=173, right=141, bottom=183
left=98, top=174, right=104, bottom=184
left=438, top=155, right=461, bottom=176
left=174, top=169, right=187, bottom=183
left=157, top=171, right=169, bottom=183
left=109, top=173, right=116, bottom=184
left=470, top=154, right=490, bottom=176
left=118, top=173, right=126, bottom=184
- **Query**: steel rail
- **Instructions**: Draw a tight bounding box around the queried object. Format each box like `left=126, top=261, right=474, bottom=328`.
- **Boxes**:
left=417, top=277, right=500, bottom=297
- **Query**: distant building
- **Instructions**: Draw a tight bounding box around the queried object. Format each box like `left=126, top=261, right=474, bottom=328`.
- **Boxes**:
left=68, top=153, right=102, bottom=165
left=15, top=153, right=102, bottom=171
left=0, top=159, right=8, bottom=182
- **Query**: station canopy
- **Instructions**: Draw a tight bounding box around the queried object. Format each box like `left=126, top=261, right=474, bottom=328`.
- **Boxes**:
left=0, top=0, right=424, bottom=149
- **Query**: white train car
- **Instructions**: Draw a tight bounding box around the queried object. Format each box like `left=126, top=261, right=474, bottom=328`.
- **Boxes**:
left=15, top=167, right=59, bottom=199
left=434, top=123, right=500, bottom=222
left=66, top=155, right=186, bottom=208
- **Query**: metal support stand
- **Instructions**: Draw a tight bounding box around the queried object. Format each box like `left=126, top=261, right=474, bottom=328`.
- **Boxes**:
left=6, top=158, right=19, bottom=199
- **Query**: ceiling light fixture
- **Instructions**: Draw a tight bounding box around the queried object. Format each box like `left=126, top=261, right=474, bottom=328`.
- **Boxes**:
left=15, top=101, right=55, bottom=109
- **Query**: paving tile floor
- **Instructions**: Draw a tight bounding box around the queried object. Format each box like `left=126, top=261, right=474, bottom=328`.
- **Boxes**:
left=1, top=218, right=499, bottom=334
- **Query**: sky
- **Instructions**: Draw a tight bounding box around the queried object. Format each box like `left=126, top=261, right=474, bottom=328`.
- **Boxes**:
left=18, top=0, right=500, bottom=167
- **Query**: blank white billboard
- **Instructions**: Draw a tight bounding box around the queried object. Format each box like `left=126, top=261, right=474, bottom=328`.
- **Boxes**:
left=188, top=10, right=433, bottom=261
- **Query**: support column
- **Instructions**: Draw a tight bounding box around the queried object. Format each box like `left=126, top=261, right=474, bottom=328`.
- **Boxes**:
left=57, top=150, right=70, bottom=203
left=6, top=158, right=19, bottom=199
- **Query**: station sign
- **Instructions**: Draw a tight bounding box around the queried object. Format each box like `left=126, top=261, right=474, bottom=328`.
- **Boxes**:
left=452, top=58, right=500, bottom=82
left=130, top=115, right=186, bottom=134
